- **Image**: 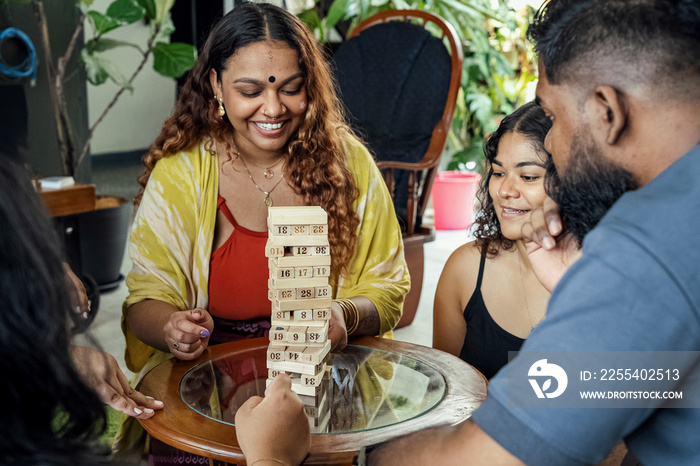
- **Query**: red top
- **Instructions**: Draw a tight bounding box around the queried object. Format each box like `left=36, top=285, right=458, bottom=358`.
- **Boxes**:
left=208, top=195, right=270, bottom=321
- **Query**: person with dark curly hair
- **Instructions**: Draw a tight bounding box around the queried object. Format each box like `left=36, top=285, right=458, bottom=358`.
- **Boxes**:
left=116, top=3, right=408, bottom=463
left=432, top=101, right=556, bottom=380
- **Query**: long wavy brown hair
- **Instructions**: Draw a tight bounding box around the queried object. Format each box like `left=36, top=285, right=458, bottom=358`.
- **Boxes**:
left=136, top=2, right=360, bottom=276
left=471, top=101, right=552, bottom=258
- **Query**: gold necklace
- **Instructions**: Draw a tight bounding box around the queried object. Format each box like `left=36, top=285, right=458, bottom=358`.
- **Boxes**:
left=231, top=141, right=285, bottom=179
left=239, top=156, right=285, bottom=207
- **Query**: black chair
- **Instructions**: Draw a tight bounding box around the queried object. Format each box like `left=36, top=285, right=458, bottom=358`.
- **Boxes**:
left=333, top=10, right=463, bottom=327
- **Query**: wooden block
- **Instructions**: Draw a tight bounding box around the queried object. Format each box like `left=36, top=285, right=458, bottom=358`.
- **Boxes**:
left=268, top=368, right=288, bottom=379
left=270, top=276, right=328, bottom=289
left=39, top=183, right=96, bottom=217
left=265, top=235, right=329, bottom=247
left=273, top=297, right=332, bottom=311
left=267, top=345, right=285, bottom=362
left=269, top=326, right=287, bottom=342
left=309, top=224, right=328, bottom=235
left=294, top=266, right=314, bottom=278
left=311, top=245, right=330, bottom=256
left=292, top=225, right=309, bottom=235
left=286, top=326, right=307, bottom=343
left=314, top=285, right=332, bottom=298
left=285, top=345, right=306, bottom=363
left=271, top=224, right=292, bottom=236
left=268, top=206, right=328, bottom=225
left=271, top=310, right=292, bottom=324
left=271, top=289, right=295, bottom=301
left=312, top=308, right=331, bottom=321
left=293, top=309, right=313, bottom=321
left=307, top=321, right=329, bottom=343
left=270, top=264, right=295, bottom=279
left=291, top=246, right=312, bottom=256
left=270, top=255, right=331, bottom=267
left=301, top=340, right=331, bottom=364
left=265, top=240, right=285, bottom=257
left=313, top=265, right=331, bottom=277
left=299, top=319, right=329, bottom=328
left=296, top=287, right=314, bottom=299
left=301, top=369, right=325, bottom=387
left=267, top=359, right=319, bottom=375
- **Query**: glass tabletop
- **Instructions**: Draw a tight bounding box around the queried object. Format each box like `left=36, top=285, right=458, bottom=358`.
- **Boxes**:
left=180, top=344, right=447, bottom=434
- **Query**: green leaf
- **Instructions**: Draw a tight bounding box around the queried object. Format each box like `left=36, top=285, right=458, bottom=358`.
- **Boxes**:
left=135, top=0, right=156, bottom=20
left=81, top=48, right=109, bottom=86
left=154, top=0, right=175, bottom=23
left=81, top=49, right=133, bottom=90
left=326, top=0, right=351, bottom=29
left=106, top=0, right=145, bottom=24
left=87, top=11, right=121, bottom=35
left=84, top=37, right=141, bottom=54
left=152, top=42, right=197, bottom=78
left=80, top=0, right=95, bottom=6
left=156, top=14, right=175, bottom=40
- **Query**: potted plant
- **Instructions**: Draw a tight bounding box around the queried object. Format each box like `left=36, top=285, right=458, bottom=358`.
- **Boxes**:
left=28, top=0, right=196, bottom=294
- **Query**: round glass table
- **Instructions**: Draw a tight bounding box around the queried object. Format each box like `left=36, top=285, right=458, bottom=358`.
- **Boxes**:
left=137, top=337, right=487, bottom=465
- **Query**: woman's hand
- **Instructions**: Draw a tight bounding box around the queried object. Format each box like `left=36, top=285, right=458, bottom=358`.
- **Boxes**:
left=70, top=345, right=163, bottom=418
left=63, top=262, right=90, bottom=318
left=328, top=302, right=348, bottom=352
left=235, top=374, right=310, bottom=466
left=163, top=307, right=214, bottom=360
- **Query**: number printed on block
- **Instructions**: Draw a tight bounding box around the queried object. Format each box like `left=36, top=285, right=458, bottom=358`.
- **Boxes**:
left=273, top=225, right=291, bottom=235
left=285, top=346, right=305, bottom=362
left=287, top=326, right=307, bottom=343
left=294, top=309, right=312, bottom=321
left=266, top=245, right=285, bottom=257
left=272, top=289, right=295, bottom=300
left=267, top=347, right=284, bottom=362
left=312, top=246, right=329, bottom=255
left=269, top=369, right=284, bottom=378
left=293, top=246, right=311, bottom=256
left=273, top=310, right=291, bottom=321
left=313, top=266, right=330, bottom=277
left=274, top=267, right=295, bottom=279
left=292, top=225, right=309, bottom=235
left=315, top=285, right=331, bottom=298
left=295, top=266, right=313, bottom=278
left=310, top=224, right=327, bottom=235
left=297, top=288, right=314, bottom=299
left=270, top=326, right=287, bottom=342
left=313, top=308, right=330, bottom=320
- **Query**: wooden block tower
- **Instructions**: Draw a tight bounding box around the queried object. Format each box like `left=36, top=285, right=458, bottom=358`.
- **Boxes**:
left=266, top=206, right=333, bottom=428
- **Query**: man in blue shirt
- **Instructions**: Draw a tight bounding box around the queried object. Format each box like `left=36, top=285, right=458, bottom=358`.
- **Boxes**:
left=234, top=1, right=700, bottom=464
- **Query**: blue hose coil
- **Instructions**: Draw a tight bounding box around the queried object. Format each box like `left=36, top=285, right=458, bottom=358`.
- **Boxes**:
left=0, top=27, right=38, bottom=86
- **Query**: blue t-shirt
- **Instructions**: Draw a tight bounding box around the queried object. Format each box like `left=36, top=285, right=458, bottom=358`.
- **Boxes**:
left=472, top=146, right=700, bottom=465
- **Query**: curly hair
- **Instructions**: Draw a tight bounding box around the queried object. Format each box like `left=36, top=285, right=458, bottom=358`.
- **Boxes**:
left=471, top=101, right=552, bottom=257
left=136, top=2, right=360, bottom=276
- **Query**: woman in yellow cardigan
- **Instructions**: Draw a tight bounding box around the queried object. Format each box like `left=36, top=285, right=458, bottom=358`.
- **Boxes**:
left=117, top=3, right=409, bottom=463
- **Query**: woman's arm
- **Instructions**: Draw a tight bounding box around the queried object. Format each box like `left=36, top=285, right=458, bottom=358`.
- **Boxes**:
left=432, top=243, right=480, bottom=356
left=128, top=300, right=213, bottom=360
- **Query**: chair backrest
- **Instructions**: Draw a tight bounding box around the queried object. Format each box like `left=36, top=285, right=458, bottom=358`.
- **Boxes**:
left=332, top=10, right=463, bottom=234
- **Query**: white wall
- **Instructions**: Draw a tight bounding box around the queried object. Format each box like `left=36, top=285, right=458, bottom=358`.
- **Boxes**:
left=87, top=0, right=176, bottom=155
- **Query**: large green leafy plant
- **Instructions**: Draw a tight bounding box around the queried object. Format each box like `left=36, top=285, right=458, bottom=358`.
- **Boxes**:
left=298, top=0, right=537, bottom=171
left=32, top=0, right=196, bottom=176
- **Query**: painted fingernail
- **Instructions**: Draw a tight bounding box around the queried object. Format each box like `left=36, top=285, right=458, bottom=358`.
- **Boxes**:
left=154, top=400, right=164, bottom=407
left=74, top=306, right=81, bottom=314
left=543, top=237, right=556, bottom=250
left=134, top=408, right=142, bottom=414
left=201, top=330, right=210, bottom=337
left=549, top=219, right=562, bottom=234
left=82, top=311, right=89, bottom=319
left=144, top=408, right=154, bottom=414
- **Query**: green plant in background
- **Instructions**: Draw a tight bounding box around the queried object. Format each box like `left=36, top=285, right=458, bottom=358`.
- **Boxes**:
left=31, top=0, right=196, bottom=176
left=298, top=0, right=538, bottom=172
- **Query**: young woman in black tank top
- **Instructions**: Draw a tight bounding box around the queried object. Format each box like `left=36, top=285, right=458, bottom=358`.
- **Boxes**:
left=433, top=102, right=560, bottom=380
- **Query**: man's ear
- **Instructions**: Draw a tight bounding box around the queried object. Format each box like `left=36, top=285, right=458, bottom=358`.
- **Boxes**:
left=209, top=69, right=221, bottom=97
left=593, top=85, right=628, bottom=145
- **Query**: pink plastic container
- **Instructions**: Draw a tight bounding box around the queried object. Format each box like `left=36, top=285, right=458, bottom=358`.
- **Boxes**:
left=431, top=171, right=481, bottom=230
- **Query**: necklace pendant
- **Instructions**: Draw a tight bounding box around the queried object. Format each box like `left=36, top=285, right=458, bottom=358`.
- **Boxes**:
left=264, top=194, right=273, bottom=207
left=264, top=168, right=274, bottom=179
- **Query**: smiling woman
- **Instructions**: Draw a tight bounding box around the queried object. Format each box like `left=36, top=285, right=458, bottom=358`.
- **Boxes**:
left=433, top=101, right=560, bottom=380
left=115, top=2, right=409, bottom=463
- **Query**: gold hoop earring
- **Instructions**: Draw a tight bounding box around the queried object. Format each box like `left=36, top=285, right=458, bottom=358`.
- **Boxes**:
left=217, top=96, right=226, bottom=118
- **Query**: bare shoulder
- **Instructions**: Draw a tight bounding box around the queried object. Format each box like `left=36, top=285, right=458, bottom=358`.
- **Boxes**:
left=442, top=241, right=483, bottom=285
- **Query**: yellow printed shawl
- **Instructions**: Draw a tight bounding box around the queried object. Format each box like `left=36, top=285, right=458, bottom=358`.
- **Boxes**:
left=121, top=132, right=410, bottom=375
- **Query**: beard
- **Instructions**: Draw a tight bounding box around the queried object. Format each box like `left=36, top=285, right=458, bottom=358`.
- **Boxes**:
left=545, top=128, right=638, bottom=246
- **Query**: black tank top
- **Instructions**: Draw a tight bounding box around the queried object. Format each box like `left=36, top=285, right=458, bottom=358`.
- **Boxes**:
left=459, top=253, right=525, bottom=380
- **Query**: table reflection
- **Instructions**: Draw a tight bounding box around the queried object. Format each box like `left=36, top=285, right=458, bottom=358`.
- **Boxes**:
left=180, top=344, right=446, bottom=434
